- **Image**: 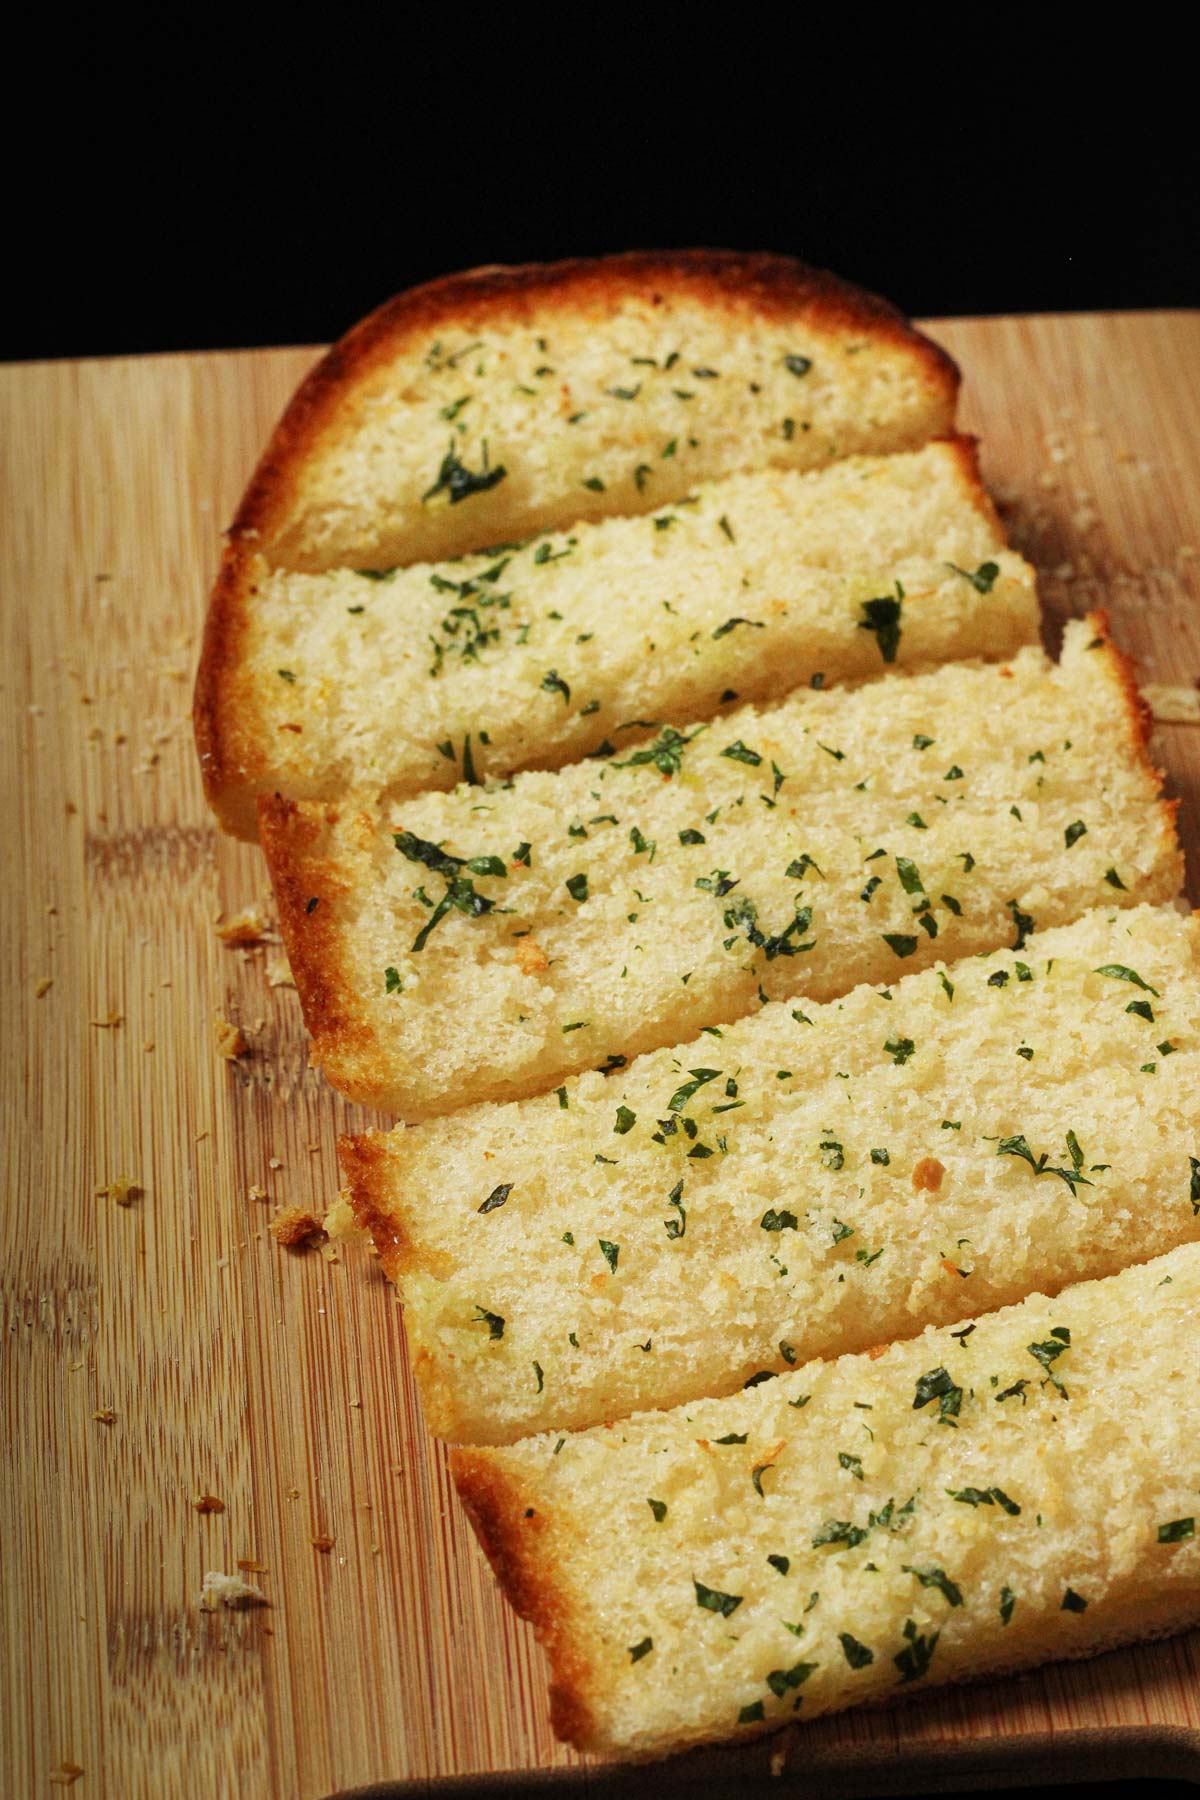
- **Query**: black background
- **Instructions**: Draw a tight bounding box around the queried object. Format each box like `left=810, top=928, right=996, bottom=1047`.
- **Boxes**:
left=7, top=37, right=1197, bottom=363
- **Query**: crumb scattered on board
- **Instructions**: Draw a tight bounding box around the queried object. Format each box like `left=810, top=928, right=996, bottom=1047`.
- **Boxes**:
left=265, top=953, right=295, bottom=988
left=49, top=1764, right=85, bottom=1787
left=193, top=1494, right=225, bottom=1514
left=322, top=1195, right=370, bottom=1243
left=93, top=1409, right=117, bottom=1425
left=1144, top=683, right=1200, bottom=724
left=35, top=976, right=53, bottom=997
left=213, top=1014, right=247, bottom=1060
left=95, top=1174, right=140, bottom=1206
left=215, top=906, right=270, bottom=945
left=199, top=1570, right=269, bottom=1611
left=311, top=1534, right=335, bottom=1553
left=269, top=1206, right=325, bottom=1249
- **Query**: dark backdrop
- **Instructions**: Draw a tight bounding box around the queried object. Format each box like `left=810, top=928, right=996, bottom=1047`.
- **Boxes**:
left=7, top=46, right=1198, bottom=364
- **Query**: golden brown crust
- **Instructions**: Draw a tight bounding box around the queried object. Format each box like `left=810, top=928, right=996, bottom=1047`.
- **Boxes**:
left=1082, top=609, right=1183, bottom=873
left=338, top=1130, right=410, bottom=1281
left=450, top=1449, right=598, bottom=1750
left=193, top=541, right=266, bottom=839
left=230, top=251, right=959, bottom=553
left=258, top=794, right=377, bottom=1079
left=935, top=432, right=1005, bottom=536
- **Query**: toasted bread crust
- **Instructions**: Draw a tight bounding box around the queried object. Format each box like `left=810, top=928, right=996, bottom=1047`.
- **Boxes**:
left=194, top=542, right=265, bottom=837
left=339, top=1130, right=409, bottom=1282
left=451, top=1448, right=598, bottom=1750
left=258, top=794, right=378, bottom=1077
left=1083, top=608, right=1183, bottom=873
left=229, top=251, right=959, bottom=553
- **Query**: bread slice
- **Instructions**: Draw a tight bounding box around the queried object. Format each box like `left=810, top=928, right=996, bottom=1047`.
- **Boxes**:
left=197, top=439, right=1036, bottom=839
left=452, top=1243, right=1200, bottom=1758
left=215, top=251, right=959, bottom=576
left=262, top=616, right=1180, bottom=1120
left=343, top=903, right=1200, bottom=1443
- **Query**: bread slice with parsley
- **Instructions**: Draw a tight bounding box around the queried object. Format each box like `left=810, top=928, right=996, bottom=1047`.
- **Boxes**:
left=262, top=616, right=1180, bottom=1120
left=452, top=1242, right=1200, bottom=1757
left=197, top=439, right=1035, bottom=839
left=342, top=903, right=1200, bottom=1443
left=212, top=250, right=959, bottom=578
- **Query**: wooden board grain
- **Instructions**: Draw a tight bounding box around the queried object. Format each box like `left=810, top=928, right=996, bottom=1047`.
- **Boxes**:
left=3, top=310, right=1199, bottom=1800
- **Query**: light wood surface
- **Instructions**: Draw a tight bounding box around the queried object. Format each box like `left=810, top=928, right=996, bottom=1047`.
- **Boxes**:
left=3, top=311, right=1199, bottom=1799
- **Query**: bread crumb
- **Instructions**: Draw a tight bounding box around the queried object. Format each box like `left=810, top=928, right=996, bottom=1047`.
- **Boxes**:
left=269, top=1205, right=325, bottom=1249
left=49, top=1765, right=85, bottom=1787
left=912, top=1156, right=945, bottom=1194
left=1143, top=683, right=1200, bottom=725
left=90, top=1011, right=123, bottom=1029
left=35, top=977, right=53, bottom=997
left=248, top=1184, right=270, bottom=1204
left=95, top=1174, right=140, bottom=1207
left=514, top=937, right=551, bottom=975
left=216, top=906, right=270, bottom=945
left=199, top=1569, right=269, bottom=1611
left=311, top=1534, right=336, bottom=1553
left=269, top=1156, right=283, bottom=1171
left=193, top=1494, right=225, bottom=1514
left=265, top=953, right=295, bottom=988
left=769, top=1726, right=799, bottom=1776
left=324, top=1191, right=377, bottom=1249
left=236, top=1557, right=267, bottom=1573
left=213, top=1014, right=248, bottom=1060
left=93, top=1409, right=117, bottom=1424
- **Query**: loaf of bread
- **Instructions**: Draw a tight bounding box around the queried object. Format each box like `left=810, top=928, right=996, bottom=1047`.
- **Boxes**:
left=197, top=439, right=1036, bottom=839
left=343, top=903, right=1200, bottom=1443
left=452, top=1243, right=1200, bottom=1757
left=213, top=251, right=959, bottom=577
left=264, top=617, right=1180, bottom=1119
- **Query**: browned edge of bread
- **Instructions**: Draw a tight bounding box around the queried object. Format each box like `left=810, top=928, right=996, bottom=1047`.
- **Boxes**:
left=258, top=793, right=378, bottom=1081
left=194, top=540, right=262, bottom=838
left=338, top=1130, right=409, bottom=1284
left=450, top=1446, right=598, bottom=1750
left=228, top=250, right=960, bottom=554
left=1083, top=608, right=1182, bottom=861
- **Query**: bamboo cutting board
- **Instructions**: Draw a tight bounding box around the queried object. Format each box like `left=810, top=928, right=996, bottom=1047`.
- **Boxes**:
left=4, top=311, right=1200, bottom=1800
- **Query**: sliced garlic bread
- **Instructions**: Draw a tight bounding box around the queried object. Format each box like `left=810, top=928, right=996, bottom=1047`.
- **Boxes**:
left=344, top=904, right=1200, bottom=1443
left=198, top=439, right=1035, bottom=838
left=218, top=250, right=959, bottom=576
left=453, top=1243, right=1200, bottom=1756
left=264, top=618, right=1180, bottom=1119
